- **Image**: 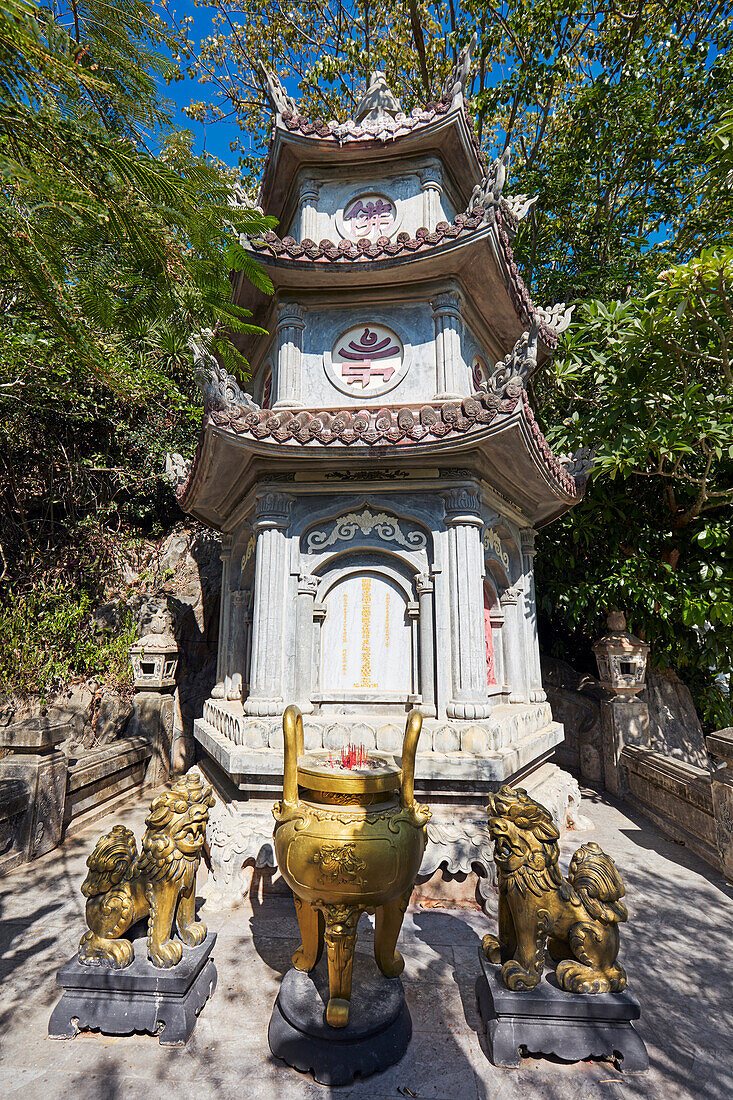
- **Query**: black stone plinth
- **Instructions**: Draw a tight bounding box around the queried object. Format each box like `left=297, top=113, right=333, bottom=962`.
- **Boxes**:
left=268, top=951, right=411, bottom=1086
left=48, top=932, right=217, bottom=1047
left=476, top=950, right=648, bottom=1073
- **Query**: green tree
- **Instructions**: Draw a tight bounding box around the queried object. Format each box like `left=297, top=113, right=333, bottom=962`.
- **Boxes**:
left=535, top=252, right=733, bottom=727
left=0, top=0, right=273, bottom=692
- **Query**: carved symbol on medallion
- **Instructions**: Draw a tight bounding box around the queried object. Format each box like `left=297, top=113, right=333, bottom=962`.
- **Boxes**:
left=313, top=843, right=367, bottom=886
left=338, top=328, right=400, bottom=388
left=327, top=323, right=407, bottom=397
left=342, top=193, right=396, bottom=242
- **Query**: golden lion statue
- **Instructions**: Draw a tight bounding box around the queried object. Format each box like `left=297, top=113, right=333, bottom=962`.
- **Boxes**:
left=78, top=772, right=215, bottom=969
left=482, top=786, right=628, bottom=994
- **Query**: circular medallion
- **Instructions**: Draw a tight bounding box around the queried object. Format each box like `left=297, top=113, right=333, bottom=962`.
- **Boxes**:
left=472, top=355, right=488, bottom=390
left=336, top=192, right=401, bottom=243
left=325, top=323, right=409, bottom=398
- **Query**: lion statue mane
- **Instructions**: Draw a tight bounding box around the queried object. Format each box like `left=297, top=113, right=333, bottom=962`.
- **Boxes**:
left=482, top=785, right=628, bottom=994
left=78, top=771, right=215, bottom=969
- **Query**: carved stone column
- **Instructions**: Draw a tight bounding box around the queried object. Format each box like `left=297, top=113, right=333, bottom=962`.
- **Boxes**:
left=520, top=529, right=546, bottom=702
left=244, top=493, right=293, bottom=716
left=500, top=584, right=529, bottom=703
left=294, top=573, right=319, bottom=713
left=443, top=488, right=494, bottom=719
left=298, top=178, right=320, bottom=241
left=273, top=303, right=306, bottom=409
left=212, top=534, right=234, bottom=698
left=489, top=603, right=507, bottom=698
left=420, top=162, right=443, bottom=230
left=432, top=291, right=463, bottom=400
left=415, top=573, right=436, bottom=716
left=224, top=589, right=249, bottom=700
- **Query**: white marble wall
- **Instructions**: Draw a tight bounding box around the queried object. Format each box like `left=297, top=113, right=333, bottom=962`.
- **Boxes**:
left=216, top=486, right=543, bottom=726
left=287, top=159, right=459, bottom=244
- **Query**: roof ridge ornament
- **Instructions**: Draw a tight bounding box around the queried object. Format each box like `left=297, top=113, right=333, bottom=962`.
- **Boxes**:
left=558, top=447, right=595, bottom=486
left=501, top=193, right=538, bottom=237
left=468, top=145, right=511, bottom=223
left=257, top=61, right=299, bottom=120
left=484, top=317, right=540, bottom=403
left=190, top=329, right=261, bottom=413
left=536, top=302, right=574, bottom=336
left=440, top=32, right=478, bottom=106
left=354, top=71, right=402, bottom=123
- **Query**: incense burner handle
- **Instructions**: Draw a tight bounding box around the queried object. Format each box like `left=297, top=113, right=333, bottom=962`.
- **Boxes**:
left=400, top=709, right=423, bottom=810
left=282, top=704, right=304, bottom=808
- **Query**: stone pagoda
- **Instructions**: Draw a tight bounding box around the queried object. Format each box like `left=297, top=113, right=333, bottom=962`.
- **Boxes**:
left=175, top=42, right=589, bottom=904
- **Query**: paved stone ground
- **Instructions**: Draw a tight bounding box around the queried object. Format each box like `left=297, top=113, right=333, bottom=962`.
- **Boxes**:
left=0, top=787, right=731, bottom=1100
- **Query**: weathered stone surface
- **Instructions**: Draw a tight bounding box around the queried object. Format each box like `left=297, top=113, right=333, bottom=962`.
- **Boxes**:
left=708, top=729, right=733, bottom=879
left=245, top=721, right=267, bottom=748
left=641, top=668, right=711, bottom=770
left=63, top=737, right=152, bottom=833
left=95, top=692, right=134, bottom=745
left=601, top=696, right=650, bottom=796
left=542, top=656, right=605, bottom=784
left=433, top=724, right=460, bottom=753
left=0, top=778, right=30, bottom=875
left=544, top=657, right=711, bottom=787
left=131, top=692, right=173, bottom=786
left=0, top=718, right=68, bottom=752
left=376, top=723, right=402, bottom=752
left=323, top=722, right=349, bottom=749
left=621, top=745, right=720, bottom=871
left=350, top=721, right=376, bottom=749
left=461, top=724, right=490, bottom=755
left=302, top=722, right=322, bottom=750
left=0, top=748, right=67, bottom=863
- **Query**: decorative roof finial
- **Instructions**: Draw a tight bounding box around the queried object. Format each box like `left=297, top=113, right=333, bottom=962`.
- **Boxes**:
left=257, top=61, right=299, bottom=119
left=190, top=330, right=260, bottom=413
left=483, top=317, right=540, bottom=403
left=468, top=145, right=511, bottom=222
left=440, top=32, right=478, bottom=105
left=354, top=71, right=402, bottom=123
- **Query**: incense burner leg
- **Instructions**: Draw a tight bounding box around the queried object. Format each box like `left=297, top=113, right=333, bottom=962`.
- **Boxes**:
left=292, top=896, right=323, bottom=972
left=317, top=902, right=361, bottom=1027
left=374, top=888, right=410, bottom=978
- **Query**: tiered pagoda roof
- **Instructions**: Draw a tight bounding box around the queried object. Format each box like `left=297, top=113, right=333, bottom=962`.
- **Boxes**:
left=176, top=44, right=588, bottom=529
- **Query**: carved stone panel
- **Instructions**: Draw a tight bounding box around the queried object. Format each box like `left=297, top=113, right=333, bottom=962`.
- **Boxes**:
left=305, top=507, right=427, bottom=555
left=320, top=572, right=412, bottom=696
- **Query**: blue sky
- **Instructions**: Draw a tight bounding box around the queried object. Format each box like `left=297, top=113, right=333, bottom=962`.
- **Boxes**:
left=160, top=4, right=249, bottom=168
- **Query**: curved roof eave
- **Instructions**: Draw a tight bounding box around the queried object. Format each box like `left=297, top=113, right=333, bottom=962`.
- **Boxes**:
left=233, top=209, right=561, bottom=357
left=177, top=395, right=581, bottom=530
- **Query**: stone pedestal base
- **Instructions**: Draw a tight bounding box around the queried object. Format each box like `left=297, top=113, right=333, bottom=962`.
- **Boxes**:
left=476, top=951, right=648, bottom=1073
left=601, top=696, right=650, bottom=796
left=268, top=952, right=411, bottom=1086
left=49, top=932, right=217, bottom=1046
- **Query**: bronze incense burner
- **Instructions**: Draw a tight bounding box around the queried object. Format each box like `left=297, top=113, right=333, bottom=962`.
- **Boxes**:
left=273, top=706, right=431, bottom=1027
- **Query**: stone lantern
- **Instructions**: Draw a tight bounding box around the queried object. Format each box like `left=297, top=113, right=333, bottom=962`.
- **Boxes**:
left=593, top=612, right=649, bottom=697
left=129, top=612, right=179, bottom=692
left=129, top=611, right=178, bottom=786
